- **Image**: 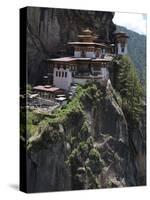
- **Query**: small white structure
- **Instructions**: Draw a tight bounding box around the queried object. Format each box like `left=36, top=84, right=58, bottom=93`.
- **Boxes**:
left=55, top=97, right=67, bottom=106
left=117, top=43, right=128, bottom=55
left=115, top=32, right=129, bottom=55
left=53, top=66, right=72, bottom=90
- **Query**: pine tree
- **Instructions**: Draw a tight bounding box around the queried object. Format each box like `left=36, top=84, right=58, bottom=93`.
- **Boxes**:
left=113, top=56, right=143, bottom=127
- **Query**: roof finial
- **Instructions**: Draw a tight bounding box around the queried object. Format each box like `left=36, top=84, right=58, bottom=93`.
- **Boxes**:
left=82, top=27, right=92, bottom=35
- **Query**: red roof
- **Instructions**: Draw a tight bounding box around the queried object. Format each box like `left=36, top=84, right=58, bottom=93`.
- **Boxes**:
left=33, top=85, right=64, bottom=93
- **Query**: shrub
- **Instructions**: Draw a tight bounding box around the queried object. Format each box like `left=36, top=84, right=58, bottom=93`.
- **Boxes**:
left=89, top=148, right=100, bottom=161
left=80, top=121, right=90, bottom=140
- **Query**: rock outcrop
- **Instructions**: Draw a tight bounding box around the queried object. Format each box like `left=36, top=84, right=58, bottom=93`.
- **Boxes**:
left=25, top=83, right=146, bottom=192
left=26, top=7, right=116, bottom=84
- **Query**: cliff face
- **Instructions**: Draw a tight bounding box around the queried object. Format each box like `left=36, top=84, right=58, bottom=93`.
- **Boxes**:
left=23, top=8, right=146, bottom=193
left=27, top=142, right=71, bottom=192
left=26, top=7, right=116, bottom=84
left=26, top=83, right=146, bottom=193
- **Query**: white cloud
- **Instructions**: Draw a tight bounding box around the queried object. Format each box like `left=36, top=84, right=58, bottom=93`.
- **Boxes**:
left=113, top=12, right=146, bottom=35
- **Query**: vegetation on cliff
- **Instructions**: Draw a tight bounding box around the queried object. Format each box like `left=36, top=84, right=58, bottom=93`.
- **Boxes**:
left=116, top=26, right=146, bottom=87
left=27, top=82, right=104, bottom=139
left=24, top=66, right=145, bottom=190
left=113, top=55, right=144, bottom=129
left=24, top=79, right=146, bottom=192
left=25, top=82, right=109, bottom=189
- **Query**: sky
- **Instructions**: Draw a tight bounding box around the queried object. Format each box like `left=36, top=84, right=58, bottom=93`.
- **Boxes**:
left=113, top=12, right=147, bottom=35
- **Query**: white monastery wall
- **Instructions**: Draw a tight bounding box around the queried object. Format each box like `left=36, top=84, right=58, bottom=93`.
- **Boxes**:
left=74, top=51, right=81, bottom=57
left=117, top=43, right=127, bottom=55
left=53, top=67, right=72, bottom=90
left=86, top=51, right=95, bottom=58
left=101, top=67, right=109, bottom=80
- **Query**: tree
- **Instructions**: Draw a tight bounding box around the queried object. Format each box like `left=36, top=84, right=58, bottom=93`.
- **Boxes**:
left=113, top=56, right=143, bottom=127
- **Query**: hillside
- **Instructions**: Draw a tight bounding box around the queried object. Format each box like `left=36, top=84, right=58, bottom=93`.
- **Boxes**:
left=116, top=26, right=146, bottom=84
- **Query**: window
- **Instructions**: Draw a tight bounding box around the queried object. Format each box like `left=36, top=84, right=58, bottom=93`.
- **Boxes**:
left=56, top=71, right=58, bottom=77
left=62, top=71, right=64, bottom=77
left=81, top=50, right=86, bottom=57
left=96, top=51, right=99, bottom=58
left=59, top=71, right=61, bottom=77
left=121, top=47, right=124, bottom=52
left=72, top=72, right=76, bottom=77
left=65, top=72, right=67, bottom=78
left=102, top=49, right=105, bottom=53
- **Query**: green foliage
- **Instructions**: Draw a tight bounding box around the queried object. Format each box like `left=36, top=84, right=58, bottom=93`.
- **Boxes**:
left=87, top=148, right=103, bottom=175
left=79, top=82, right=102, bottom=109
left=67, top=139, right=103, bottom=188
left=113, top=56, right=143, bottom=127
left=87, top=136, right=94, bottom=149
left=26, top=83, right=103, bottom=143
left=27, top=110, right=48, bottom=138
left=78, top=142, right=89, bottom=152
left=40, top=83, right=102, bottom=129
left=80, top=121, right=90, bottom=140
left=89, top=148, right=100, bottom=161
left=26, top=84, right=32, bottom=93
left=117, top=26, right=146, bottom=100
left=117, top=26, right=146, bottom=85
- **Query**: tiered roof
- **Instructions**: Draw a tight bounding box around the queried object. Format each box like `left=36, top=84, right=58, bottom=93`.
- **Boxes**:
left=46, top=28, right=114, bottom=64
left=114, top=31, right=129, bottom=38
left=68, top=28, right=107, bottom=47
